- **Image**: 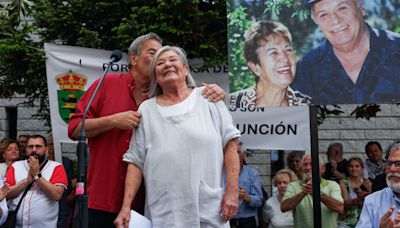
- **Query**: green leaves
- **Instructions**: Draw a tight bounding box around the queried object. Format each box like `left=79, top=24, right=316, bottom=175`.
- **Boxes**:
left=0, top=0, right=229, bottom=124
left=317, top=105, right=344, bottom=124
left=227, top=4, right=253, bottom=92
left=76, top=28, right=101, bottom=48
left=115, top=0, right=227, bottom=67
left=264, top=0, right=309, bottom=21
left=350, top=104, right=382, bottom=120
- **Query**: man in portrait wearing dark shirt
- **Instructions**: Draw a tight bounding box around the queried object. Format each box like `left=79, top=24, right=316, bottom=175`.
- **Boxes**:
left=293, top=0, right=400, bottom=104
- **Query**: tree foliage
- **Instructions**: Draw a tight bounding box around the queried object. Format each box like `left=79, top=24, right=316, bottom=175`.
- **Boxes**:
left=227, top=3, right=253, bottom=92
left=368, top=0, right=400, bottom=33
left=114, top=0, right=227, bottom=66
left=0, top=0, right=228, bottom=124
left=1, top=0, right=399, bottom=125
left=0, top=2, right=48, bottom=121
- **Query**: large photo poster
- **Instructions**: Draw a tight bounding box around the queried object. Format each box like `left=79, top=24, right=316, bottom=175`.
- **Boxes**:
left=227, top=0, right=400, bottom=106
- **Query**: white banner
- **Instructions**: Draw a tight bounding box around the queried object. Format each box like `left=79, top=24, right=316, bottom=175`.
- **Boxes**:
left=44, top=43, right=229, bottom=160
left=230, top=106, right=311, bottom=151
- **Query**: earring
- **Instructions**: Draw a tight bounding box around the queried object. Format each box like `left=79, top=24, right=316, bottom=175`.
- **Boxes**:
left=255, top=67, right=261, bottom=76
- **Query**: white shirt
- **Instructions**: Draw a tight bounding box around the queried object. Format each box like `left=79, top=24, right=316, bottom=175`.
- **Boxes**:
left=0, top=180, right=8, bottom=225
left=7, top=160, right=67, bottom=228
left=124, top=87, right=240, bottom=228
left=263, top=195, right=294, bottom=228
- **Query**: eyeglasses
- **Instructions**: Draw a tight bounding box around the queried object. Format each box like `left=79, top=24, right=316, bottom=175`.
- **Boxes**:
left=386, top=160, right=400, bottom=169
left=27, top=144, right=45, bottom=149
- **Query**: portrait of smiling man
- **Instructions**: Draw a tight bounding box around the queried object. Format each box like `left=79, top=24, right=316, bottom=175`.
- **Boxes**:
left=292, top=0, right=400, bottom=104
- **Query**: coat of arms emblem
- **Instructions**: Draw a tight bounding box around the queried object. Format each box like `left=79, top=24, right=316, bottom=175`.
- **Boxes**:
left=56, top=70, right=87, bottom=123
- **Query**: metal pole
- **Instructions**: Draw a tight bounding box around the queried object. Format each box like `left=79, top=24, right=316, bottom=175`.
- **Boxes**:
left=73, top=136, right=88, bottom=228
left=73, top=58, right=117, bottom=228
left=309, top=105, right=322, bottom=228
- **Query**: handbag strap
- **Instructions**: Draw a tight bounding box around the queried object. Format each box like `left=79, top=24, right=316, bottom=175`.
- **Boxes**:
left=13, top=159, right=49, bottom=213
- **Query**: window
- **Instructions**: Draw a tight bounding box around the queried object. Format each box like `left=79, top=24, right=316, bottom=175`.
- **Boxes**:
left=5, top=107, right=17, bottom=139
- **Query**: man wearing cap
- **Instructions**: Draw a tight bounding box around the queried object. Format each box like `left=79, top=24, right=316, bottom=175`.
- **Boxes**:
left=292, top=0, right=400, bottom=104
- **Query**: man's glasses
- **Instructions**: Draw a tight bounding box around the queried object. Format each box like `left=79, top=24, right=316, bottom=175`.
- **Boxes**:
left=386, top=160, right=400, bottom=169
left=27, top=144, right=45, bottom=149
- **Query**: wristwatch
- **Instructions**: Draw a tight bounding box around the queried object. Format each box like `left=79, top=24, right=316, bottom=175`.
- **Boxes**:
left=34, top=173, right=42, bottom=181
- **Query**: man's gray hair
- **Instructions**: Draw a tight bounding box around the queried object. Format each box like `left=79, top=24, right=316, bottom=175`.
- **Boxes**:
left=387, top=142, right=400, bottom=158
left=127, top=32, right=162, bottom=69
left=148, top=46, right=196, bottom=97
left=302, top=154, right=325, bottom=167
left=328, top=142, right=344, bottom=154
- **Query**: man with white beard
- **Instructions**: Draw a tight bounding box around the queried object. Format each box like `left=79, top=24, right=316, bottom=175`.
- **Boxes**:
left=357, top=142, right=400, bottom=228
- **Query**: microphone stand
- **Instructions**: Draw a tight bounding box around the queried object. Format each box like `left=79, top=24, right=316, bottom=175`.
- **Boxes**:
left=73, top=55, right=120, bottom=228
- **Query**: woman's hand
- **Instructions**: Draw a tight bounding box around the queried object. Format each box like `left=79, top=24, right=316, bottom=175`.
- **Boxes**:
left=114, top=207, right=131, bottom=228
left=220, top=190, right=238, bottom=222
left=352, top=197, right=364, bottom=206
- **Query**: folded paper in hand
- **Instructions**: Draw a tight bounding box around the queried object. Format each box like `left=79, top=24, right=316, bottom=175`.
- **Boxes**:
left=129, top=210, right=152, bottom=228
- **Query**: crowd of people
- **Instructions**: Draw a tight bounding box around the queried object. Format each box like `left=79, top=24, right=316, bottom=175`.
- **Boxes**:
left=259, top=140, right=400, bottom=228
left=1, top=133, right=399, bottom=228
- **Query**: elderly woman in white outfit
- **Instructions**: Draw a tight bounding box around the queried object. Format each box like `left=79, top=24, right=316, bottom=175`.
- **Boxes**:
left=114, top=46, right=241, bottom=228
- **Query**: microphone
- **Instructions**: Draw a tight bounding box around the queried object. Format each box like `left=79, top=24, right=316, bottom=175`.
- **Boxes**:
left=110, top=49, right=122, bottom=63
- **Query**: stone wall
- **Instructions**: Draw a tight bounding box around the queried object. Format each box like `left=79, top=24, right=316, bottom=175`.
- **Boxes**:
left=319, top=104, right=400, bottom=159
